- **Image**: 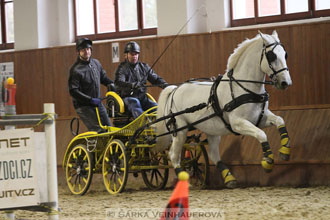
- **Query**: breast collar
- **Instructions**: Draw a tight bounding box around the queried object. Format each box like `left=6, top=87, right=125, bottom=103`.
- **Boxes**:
left=208, top=69, right=269, bottom=135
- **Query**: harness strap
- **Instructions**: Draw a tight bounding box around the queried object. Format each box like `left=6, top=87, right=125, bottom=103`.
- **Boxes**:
left=157, top=113, right=217, bottom=138
left=208, top=72, right=240, bottom=135
left=227, top=69, right=269, bottom=128
left=209, top=69, right=269, bottom=135
left=164, top=102, right=209, bottom=136
left=165, top=112, right=177, bottom=136
left=129, top=102, right=208, bottom=144
left=228, top=69, right=265, bottom=98
left=256, top=102, right=266, bottom=127
left=223, top=93, right=268, bottom=112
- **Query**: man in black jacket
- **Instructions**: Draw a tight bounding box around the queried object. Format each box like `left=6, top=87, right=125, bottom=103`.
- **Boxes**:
left=68, top=38, right=114, bottom=131
left=115, top=41, right=168, bottom=119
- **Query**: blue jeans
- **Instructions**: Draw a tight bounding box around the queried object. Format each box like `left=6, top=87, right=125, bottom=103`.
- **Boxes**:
left=75, top=104, right=111, bottom=132
left=123, top=96, right=157, bottom=119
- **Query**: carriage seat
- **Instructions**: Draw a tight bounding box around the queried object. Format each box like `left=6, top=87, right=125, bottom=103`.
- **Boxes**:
left=105, top=91, right=156, bottom=127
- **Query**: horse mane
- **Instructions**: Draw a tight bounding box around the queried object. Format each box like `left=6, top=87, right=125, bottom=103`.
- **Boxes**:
left=226, top=35, right=260, bottom=71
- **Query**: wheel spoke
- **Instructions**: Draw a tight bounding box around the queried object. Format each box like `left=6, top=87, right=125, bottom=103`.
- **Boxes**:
left=150, top=170, right=155, bottom=183
left=74, top=173, right=79, bottom=185
left=103, top=170, right=108, bottom=177
left=141, top=152, right=168, bottom=190
left=103, top=140, right=128, bottom=194
left=154, top=170, right=159, bottom=185
left=181, top=142, right=209, bottom=189
left=155, top=169, right=164, bottom=181
left=117, top=177, right=123, bottom=185
left=119, top=152, right=124, bottom=159
left=65, top=145, right=93, bottom=195
left=111, top=171, right=116, bottom=180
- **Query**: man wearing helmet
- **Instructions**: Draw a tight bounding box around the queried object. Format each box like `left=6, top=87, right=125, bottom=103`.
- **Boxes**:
left=115, top=41, right=168, bottom=119
left=68, top=38, right=114, bottom=132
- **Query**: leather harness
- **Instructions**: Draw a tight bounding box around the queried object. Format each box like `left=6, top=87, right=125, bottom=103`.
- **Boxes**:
left=208, top=70, right=269, bottom=135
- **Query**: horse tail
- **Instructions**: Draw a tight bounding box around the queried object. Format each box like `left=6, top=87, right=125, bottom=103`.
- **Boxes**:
left=153, top=85, right=177, bottom=152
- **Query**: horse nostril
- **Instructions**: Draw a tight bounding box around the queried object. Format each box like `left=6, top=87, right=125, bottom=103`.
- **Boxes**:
left=281, top=81, right=288, bottom=89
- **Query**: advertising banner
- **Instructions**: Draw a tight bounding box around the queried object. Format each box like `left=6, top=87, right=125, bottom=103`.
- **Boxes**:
left=0, top=128, right=41, bottom=209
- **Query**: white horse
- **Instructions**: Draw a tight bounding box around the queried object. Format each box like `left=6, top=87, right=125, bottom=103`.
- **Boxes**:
left=154, top=30, right=292, bottom=188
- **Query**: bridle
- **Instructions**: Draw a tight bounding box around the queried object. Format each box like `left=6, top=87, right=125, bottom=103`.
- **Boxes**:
left=260, top=42, right=289, bottom=81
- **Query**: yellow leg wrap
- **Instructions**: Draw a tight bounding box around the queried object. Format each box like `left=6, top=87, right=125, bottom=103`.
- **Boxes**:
left=221, top=169, right=230, bottom=179
left=222, top=169, right=236, bottom=184
left=268, top=153, right=274, bottom=160
left=279, top=146, right=290, bottom=155
left=281, top=137, right=289, bottom=147
left=278, top=125, right=290, bottom=147
left=261, top=159, right=274, bottom=171
left=261, top=142, right=274, bottom=172
left=224, top=174, right=236, bottom=184
left=261, top=153, right=274, bottom=171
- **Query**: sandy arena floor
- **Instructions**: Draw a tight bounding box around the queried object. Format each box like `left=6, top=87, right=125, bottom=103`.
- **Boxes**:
left=2, top=175, right=330, bottom=220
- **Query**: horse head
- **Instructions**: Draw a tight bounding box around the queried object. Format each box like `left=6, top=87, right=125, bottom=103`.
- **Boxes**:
left=259, top=30, right=292, bottom=89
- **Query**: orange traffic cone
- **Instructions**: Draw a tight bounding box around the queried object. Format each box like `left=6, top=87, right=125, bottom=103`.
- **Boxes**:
left=185, top=150, right=191, bottom=159
left=160, top=171, right=190, bottom=220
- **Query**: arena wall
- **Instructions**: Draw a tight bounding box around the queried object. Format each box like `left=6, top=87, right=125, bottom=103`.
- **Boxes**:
left=0, top=20, right=329, bottom=186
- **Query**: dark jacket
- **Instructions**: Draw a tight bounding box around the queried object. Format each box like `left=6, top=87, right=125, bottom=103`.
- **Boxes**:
left=114, top=61, right=167, bottom=99
left=69, top=57, right=113, bottom=108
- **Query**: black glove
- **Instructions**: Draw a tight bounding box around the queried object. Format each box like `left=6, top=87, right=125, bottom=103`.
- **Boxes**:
left=107, top=83, right=116, bottom=92
left=90, top=98, right=101, bottom=106
left=131, top=82, right=142, bottom=89
left=160, top=83, right=169, bottom=89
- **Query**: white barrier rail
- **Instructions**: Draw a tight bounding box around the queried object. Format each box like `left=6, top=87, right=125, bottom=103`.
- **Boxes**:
left=0, top=103, right=59, bottom=220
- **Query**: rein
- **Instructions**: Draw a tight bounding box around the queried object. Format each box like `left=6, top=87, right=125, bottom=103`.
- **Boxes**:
left=129, top=102, right=210, bottom=144
left=143, top=77, right=273, bottom=88
left=129, top=69, right=271, bottom=142
left=130, top=40, right=289, bottom=139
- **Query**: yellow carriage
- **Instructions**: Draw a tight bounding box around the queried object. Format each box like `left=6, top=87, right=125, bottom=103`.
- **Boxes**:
left=62, top=92, right=210, bottom=195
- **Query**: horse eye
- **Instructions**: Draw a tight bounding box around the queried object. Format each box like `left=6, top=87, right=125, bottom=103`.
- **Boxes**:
left=285, top=52, right=288, bottom=60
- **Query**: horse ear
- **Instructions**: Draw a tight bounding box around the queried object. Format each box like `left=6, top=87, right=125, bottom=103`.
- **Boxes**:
left=272, top=30, right=278, bottom=37
left=272, top=30, right=279, bottom=41
left=258, top=30, right=266, bottom=44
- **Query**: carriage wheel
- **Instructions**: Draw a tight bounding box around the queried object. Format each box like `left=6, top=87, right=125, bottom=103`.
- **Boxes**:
left=181, top=142, right=209, bottom=189
left=65, top=144, right=94, bottom=195
left=102, top=139, right=128, bottom=194
left=141, top=151, right=169, bottom=190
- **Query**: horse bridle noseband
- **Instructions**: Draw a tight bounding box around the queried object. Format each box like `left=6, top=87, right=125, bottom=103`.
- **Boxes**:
left=260, top=42, right=289, bottom=81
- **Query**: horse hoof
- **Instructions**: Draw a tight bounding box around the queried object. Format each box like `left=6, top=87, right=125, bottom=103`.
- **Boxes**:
left=225, top=180, right=237, bottom=189
left=279, top=152, right=290, bottom=161
left=261, top=157, right=274, bottom=173
left=279, top=146, right=290, bottom=161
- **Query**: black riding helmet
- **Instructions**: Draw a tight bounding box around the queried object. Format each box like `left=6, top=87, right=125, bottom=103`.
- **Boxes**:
left=124, top=41, right=140, bottom=53
left=76, top=38, right=93, bottom=51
